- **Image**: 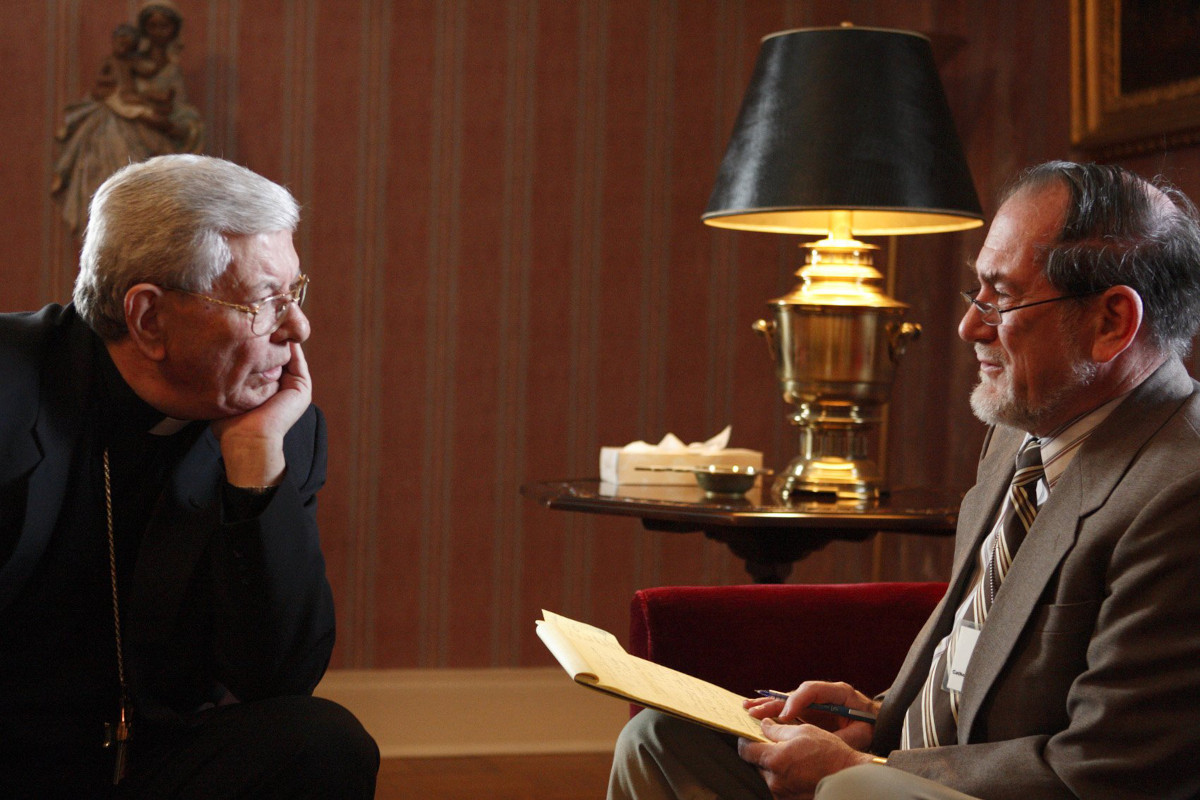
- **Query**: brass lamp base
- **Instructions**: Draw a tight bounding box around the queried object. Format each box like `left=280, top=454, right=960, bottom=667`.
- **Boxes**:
left=754, top=230, right=920, bottom=505
left=773, top=404, right=885, bottom=502
left=774, top=455, right=884, bottom=502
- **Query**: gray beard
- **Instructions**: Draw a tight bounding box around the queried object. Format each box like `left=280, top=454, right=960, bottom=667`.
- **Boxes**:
left=969, top=358, right=1099, bottom=431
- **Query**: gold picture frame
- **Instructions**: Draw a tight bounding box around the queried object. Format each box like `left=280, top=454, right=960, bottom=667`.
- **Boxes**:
left=1071, top=0, right=1200, bottom=156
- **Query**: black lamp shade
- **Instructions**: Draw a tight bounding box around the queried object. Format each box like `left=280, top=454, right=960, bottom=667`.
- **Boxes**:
left=704, top=26, right=983, bottom=236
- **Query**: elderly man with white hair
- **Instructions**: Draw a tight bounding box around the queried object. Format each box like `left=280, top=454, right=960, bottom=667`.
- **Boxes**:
left=0, top=155, right=378, bottom=797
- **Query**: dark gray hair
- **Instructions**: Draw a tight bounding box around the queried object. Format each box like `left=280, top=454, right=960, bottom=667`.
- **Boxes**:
left=74, top=154, right=300, bottom=340
left=1005, top=160, right=1200, bottom=357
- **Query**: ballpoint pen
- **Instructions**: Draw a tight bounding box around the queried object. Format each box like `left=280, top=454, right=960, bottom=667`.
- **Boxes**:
left=755, top=690, right=877, bottom=724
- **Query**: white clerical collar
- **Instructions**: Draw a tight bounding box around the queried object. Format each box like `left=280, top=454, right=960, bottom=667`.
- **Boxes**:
left=148, top=417, right=191, bottom=436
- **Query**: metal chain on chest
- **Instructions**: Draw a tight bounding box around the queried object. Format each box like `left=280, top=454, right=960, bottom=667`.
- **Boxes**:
left=102, top=448, right=132, bottom=784
left=102, top=450, right=126, bottom=690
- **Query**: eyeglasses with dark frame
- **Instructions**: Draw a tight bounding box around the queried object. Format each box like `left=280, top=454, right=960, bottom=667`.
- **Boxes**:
left=960, top=287, right=1101, bottom=327
left=169, top=274, right=309, bottom=336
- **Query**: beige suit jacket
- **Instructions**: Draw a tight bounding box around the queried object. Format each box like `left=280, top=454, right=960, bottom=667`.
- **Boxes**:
left=873, top=357, right=1200, bottom=799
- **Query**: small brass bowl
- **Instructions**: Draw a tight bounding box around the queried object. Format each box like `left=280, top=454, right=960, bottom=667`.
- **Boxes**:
left=693, top=465, right=770, bottom=498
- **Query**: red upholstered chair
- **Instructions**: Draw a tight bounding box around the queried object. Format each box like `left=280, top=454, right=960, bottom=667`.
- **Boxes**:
left=628, top=582, right=947, bottom=703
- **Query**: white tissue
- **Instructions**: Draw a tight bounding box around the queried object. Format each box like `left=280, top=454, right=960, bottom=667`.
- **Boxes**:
left=619, top=425, right=732, bottom=454
left=599, top=426, right=761, bottom=486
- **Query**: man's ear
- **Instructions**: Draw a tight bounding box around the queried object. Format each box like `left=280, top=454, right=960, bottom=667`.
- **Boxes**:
left=1090, top=285, right=1143, bottom=364
left=123, top=283, right=169, bottom=361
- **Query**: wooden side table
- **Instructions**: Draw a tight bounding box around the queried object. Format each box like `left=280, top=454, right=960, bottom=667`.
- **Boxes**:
left=521, top=479, right=960, bottom=582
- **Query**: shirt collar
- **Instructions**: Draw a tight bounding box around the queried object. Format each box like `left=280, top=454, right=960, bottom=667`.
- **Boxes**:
left=96, top=339, right=194, bottom=438
left=1029, top=393, right=1129, bottom=488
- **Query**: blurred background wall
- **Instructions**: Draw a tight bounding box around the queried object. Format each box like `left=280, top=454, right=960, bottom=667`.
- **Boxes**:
left=3, top=0, right=1200, bottom=676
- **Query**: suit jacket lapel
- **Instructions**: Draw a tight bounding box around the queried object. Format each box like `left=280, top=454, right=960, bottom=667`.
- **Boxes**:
left=0, top=412, right=73, bottom=611
left=955, top=358, right=1195, bottom=742
left=0, top=315, right=94, bottom=612
left=875, top=426, right=1017, bottom=746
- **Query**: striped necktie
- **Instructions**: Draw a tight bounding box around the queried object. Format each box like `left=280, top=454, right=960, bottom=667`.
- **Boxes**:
left=901, top=437, right=1046, bottom=748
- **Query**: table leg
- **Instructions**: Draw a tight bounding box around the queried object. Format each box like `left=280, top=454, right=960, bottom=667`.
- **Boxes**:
left=703, top=528, right=875, bottom=583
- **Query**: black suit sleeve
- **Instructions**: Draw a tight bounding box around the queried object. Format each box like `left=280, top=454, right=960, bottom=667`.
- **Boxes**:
left=209, top=405, right=335, bottom=701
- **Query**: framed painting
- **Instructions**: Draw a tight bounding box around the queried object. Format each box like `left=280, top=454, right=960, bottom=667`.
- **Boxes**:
left=1071, top=0, right=1200, bottom=155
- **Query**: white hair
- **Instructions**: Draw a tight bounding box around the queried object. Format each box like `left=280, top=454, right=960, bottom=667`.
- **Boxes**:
left=74, top=154, right=300, bottom=340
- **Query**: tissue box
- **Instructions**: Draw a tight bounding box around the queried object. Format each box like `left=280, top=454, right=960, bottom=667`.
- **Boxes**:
left=599, top=447, right=764, bottom=486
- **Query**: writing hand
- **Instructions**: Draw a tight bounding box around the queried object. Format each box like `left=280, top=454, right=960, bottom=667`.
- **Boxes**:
left=745, top=681, right=878, bottom=750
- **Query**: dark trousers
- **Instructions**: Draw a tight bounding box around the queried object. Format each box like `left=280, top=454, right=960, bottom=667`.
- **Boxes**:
left=2, top=696, right=379, bottom=799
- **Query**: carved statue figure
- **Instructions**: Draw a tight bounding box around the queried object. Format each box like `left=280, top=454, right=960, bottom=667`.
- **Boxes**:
left=51, top=1, right=205, bottom=233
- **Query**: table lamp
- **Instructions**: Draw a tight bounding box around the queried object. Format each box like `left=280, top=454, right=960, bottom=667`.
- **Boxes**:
left=704, top=25, right=983, bottom=502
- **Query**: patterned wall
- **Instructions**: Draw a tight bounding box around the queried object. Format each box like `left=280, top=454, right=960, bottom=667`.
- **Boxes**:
left=4, top=0, right=1199, bottom=669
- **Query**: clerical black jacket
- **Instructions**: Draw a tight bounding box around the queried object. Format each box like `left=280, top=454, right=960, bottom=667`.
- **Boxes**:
left=0, top=304, right=335, bottom=753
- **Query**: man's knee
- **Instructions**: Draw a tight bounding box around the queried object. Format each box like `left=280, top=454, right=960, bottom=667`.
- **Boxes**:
left=125, top=695, right=379, bottom=798
left=610, top=710, right=768, bottom=800
left=816, top=763, right=980, bottom=800
left=276, top=695, right=380, bottom=782
left=816, top=764, right=896, bottom=799
left=615, top=709, right=711, bottom=761
left=615, top=709, right=664, bottom=754
left=214, top=694, right=379, bottom=796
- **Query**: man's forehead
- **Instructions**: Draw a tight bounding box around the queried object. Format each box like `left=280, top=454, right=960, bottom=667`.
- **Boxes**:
left=220, top=231, right=300, bottom=289
left=973, top=185, right=1068, bottom=284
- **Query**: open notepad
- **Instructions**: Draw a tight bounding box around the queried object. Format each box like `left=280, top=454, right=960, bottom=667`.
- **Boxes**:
left=536, top=609, right=768, bottom=743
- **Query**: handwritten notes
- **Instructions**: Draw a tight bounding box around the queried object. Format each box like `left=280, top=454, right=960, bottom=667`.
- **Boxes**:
left=536, top=610, right=768, bottom=742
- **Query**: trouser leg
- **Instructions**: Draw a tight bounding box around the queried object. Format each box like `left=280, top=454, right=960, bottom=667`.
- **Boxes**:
left=117, top=695, right=379, bottom=799
left=607, top=709, right=772, bottom=800
left=815, top=763, right=983, bottom=800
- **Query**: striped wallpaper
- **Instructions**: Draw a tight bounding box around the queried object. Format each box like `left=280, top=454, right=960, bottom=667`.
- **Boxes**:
left=4, top=0, right=1200, bottom=669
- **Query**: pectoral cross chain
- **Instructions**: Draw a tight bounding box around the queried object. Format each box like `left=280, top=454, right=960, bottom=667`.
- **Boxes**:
left=103, top=697, right=133, bottom=784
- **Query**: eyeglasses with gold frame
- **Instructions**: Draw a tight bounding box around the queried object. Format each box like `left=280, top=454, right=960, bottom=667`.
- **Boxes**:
left=169, top=274, right=309, bottom=336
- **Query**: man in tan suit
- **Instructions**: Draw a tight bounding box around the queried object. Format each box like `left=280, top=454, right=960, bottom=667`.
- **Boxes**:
left=608, top=162, right=1200, bottom=800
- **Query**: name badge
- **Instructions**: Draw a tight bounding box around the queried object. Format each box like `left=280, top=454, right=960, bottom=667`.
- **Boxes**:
left=942, top=618, right=982, bottom=694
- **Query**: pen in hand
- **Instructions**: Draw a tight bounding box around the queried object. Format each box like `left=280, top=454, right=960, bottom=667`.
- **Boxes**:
left=755, top=690, right=877, bottom=724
